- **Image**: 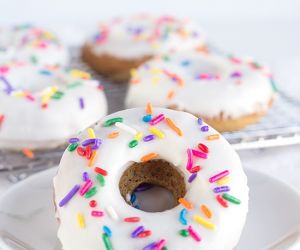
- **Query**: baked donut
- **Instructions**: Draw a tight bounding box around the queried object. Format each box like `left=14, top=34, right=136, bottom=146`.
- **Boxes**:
left=0, top=61, right=107, bottom=150
left=126, top=49, right=277, bottom=132
left=53, top=106, right=249, bottom=250
left=0, top=24, right=69, bottom=66
left=82, top=15, right=205, bottom=81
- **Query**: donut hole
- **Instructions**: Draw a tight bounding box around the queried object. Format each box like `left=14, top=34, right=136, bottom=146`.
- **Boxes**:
left=119, top=159, right=186, bottom=212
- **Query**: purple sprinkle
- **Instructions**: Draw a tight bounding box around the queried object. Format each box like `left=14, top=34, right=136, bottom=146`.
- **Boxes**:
left=188, top=173, right=198, bottom=183
left=92, top=138, right=102, bottom=150
left=82, top=138, right=96, bottom=146
left=0, top=76, right=14, bottom=94
left=83, top=172, right=89, bottom=181
left=230, top=71, right=242, bottom=78
left=134, top=183, right=154, bottom=192
left=59, top=184, right=80, bottom=207
left=197, top=117, right=202, bottom=125
left=143, top=134, right=155, bottom=142
left=201, top=125, right=209, bottom=132
left=68, top=137, right=80, bottom=144
left=79, top=97, right=85, bottom=109
left=143, top=242, right=157, bottom=250
left=213, top=186, right=230, bottom=193
left=131, top=226, right=144, bottom=238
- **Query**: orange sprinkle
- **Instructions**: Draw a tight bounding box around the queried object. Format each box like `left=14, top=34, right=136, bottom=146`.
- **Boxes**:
left=178, top=198, right=193, bottom=210
left=146, top=102, right=153, bottom=115
left=108, top=131, right=119, bottom=139
left=165, top=117, right=183, bottom=136
left=22, top=148, right=34, bottom=159
left=141, top=153, right=159, bottom=162
left=130, top=79, right=140, bottom=84
left=207, top=134, right=220, bottom=140
left=201, top=204, right=212, bottom=219
left=166, top=90, right=175, bottom=99
left=88, top=151, right=98, bottom=167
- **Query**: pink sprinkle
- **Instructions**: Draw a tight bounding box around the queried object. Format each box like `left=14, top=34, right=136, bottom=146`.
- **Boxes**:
left=209, top=170, right=229, bottom=183
left=191, top=149, right=207, bottom=159
left=79, top=179, right=93, bottom=196
left=188, top=226, right=201, bottom=242
left=25, top=94, right=35, bottom=102
left=0, top=66, right=9, bottom=74
left=155, top=239, right=166, bottom=250
left=186, top=149, right=193, bottom=170
left=149, top=114, right=165, bottom=125
left=91, top=210, right=104, bottom=217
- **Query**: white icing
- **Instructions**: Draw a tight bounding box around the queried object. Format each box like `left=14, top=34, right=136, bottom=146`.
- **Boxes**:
left=0, top=62, right=107, bottom=150
left=87, top=15, right=205, bottom=59
left=126, top=50, right=276, bottom=119
left=0, top=24, right=69, bottom=66
left=54, top=108, right=249, bottom=250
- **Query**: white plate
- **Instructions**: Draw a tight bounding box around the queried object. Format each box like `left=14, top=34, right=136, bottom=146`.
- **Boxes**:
left=0, top=168, right=300, bottom=250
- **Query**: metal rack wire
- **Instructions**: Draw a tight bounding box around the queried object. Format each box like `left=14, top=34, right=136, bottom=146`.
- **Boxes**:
left=1, top=49, right=300, bottom=171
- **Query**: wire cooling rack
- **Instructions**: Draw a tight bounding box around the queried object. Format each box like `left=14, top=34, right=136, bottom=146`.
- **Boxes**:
left=1, top=49, right=300, bottom=171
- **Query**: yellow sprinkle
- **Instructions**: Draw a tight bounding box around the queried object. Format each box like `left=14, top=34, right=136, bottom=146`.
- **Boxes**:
left=77, top=213, right=85, bottom=229
left=207, top=134, right=220, bottom=140
left=12, top=91, right=26, bottom=97
left=150, top=68, right=162, bottom=74
left=70, top=70, right=91, bottom=79
left=130, top=68, right=138, bottom=78
left=149, top=126, right=165, bottom=139
left=193, top=215, right=216, bottom=230
left=151, top=76, right=161, bottom=85
left=151, top=42, right=160, bottom=49
left=88, top=151, right=98, bottom=167
left=216, top=176, right=230, bottom=185
left=87, top=128, right=96, bottom=138
left=134, top=132, right=143, bottom=141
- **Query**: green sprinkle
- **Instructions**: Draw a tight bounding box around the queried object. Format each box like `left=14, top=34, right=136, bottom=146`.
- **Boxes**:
left=128, top=139, right=138, bottom=148
left=85, top=186, right=98, bottom=198
left=31, top=55, right=38, bottom=64
left=97, top=174, right=105, bottom=187
left=179, top=229, right=189, bottom=237
left=67, top=81, right=82, bottom=89
left=51, top=91, right=64, bottom=100
left=102, top=233, right=113, bottom=250
left=222, top=193, right=241, bottom=205
left=162, top=247, right=168, bottom=250
left=103, top=117, right=123, bottom=127
left=271, top=79, right=278, bottom=92
left=68, top=143, right=78, bottom=152
left=162, top=55, right=170, bottom=61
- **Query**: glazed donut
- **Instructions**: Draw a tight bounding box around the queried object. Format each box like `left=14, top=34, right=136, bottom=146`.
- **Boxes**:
left=82, top=15, right=205, bottom=81
left=126, top=49, right=277, bottom=132
left=53, top=106, right=249, bottom=250
left=0, top=24, right=69, bottom=66
left=0, top=61, right=107, bottom=150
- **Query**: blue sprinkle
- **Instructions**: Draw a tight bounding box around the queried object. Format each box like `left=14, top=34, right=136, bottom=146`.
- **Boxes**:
left=197, top=117, right=203, bottom=125
left=188, top=173, right=197, bottom=183
left=181, top=60, right=191, bottom=67
left=143, top=114, right=152, bottom=122
left=39, top=70, right=52, bottom=76
left=130, top=192, right=137, bottom=204
left=179, top=208, right=188, bottom=225
left=103, top=225, right=112, bottom=237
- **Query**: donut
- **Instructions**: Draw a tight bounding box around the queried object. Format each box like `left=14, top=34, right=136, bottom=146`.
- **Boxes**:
left=0, top=61, right=107, bottom=150
left=53, top=106, right=249, bottom=250
left=82, top=15, right=205, bottom=81
left=125, top=49, right=277, bottom=132
left=0, top=24, right=69, bottom=66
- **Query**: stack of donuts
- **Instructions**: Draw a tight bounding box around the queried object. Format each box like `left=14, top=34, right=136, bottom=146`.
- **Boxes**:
left=1, top=14, right=278, bottom=250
